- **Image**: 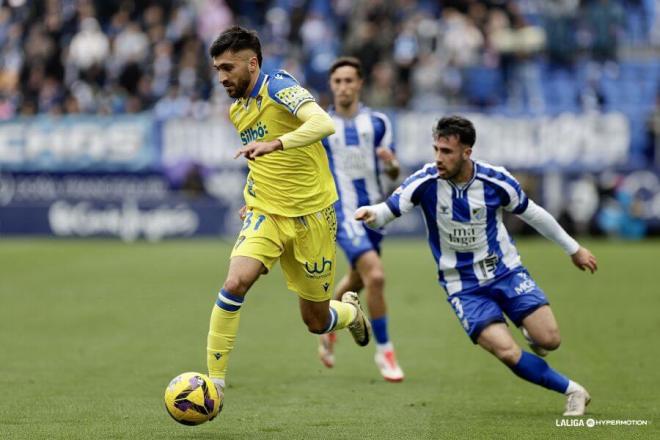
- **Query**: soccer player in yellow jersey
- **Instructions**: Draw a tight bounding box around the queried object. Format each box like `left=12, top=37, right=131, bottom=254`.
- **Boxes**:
left=205, top=26, right=372, bottom=409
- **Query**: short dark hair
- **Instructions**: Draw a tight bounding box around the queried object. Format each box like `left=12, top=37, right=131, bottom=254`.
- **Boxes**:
left=433, top=115, right=476, bottom=147
left=209, top=26, right=262, bottom=67
left=329, top=56, right=363, bottom=78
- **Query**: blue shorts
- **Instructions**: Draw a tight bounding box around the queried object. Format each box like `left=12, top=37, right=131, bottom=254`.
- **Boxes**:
left=336, top=218, right=383, bottom=268
left=446, top=268, right=549, bottom=344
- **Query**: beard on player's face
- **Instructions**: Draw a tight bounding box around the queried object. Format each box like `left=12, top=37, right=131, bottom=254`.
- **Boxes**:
left=224, top=72, right=251, bottom=99
left=439, top=161, right=461, bottom=179
left=436, top=153, right=465, bottom=180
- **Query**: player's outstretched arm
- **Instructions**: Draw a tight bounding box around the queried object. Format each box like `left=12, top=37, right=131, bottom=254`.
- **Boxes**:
left=570, top=246, right=598, bottom=274
left=517, top=200, right=598, bottom=274
left=278, top=101, right=334, bottom=149
left=233, top=101, right=334, bottom=160
left=355, top=203, right=396, bottom=229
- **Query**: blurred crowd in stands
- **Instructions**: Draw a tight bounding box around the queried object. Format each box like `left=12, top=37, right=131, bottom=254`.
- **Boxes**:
left=0, top=0, right=659, bottom=123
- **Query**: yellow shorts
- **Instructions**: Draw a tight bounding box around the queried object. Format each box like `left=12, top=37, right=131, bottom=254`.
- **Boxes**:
left=230, top=205, right=337, bottom=302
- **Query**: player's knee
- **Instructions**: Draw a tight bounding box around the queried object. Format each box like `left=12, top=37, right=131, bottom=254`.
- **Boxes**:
left=303, top=315, right=327, bottom=334
left=222, top=277, right=249, bottom=296
left=538, top=329, right=561, bottom=350
left=365, top=268, right=385, bottom=290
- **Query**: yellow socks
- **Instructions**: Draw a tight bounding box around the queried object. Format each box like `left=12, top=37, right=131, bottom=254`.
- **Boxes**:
left=207, top=289, right=245, bottom=380
left=327, top=299, right=357, bottom=331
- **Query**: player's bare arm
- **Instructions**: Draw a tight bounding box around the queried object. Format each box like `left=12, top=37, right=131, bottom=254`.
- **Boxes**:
left=376, top=147, right=400, bottom=180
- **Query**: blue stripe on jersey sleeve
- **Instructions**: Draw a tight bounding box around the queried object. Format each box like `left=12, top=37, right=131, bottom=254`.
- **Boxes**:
left=512, top=196, right=529, bottom=214
left=386, top=196, right=402, bottom=217
left=480, top=177, right=510, bottom=207
left=402, top=164, right=438, bottom=187
left=371, top=114, right=386, bottom=147
left=411, top=178, right=435, bottom=205
left=385, top=164, right=438, bottom=217
left=476, top=163, right=527, bottom=210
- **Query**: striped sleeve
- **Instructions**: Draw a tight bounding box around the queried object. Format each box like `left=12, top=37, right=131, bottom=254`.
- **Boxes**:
left=476, top=164, right=528, bottom=214
left=371, top=111, right=394, bottom=152
left=385, top=163, right=437, bottom=216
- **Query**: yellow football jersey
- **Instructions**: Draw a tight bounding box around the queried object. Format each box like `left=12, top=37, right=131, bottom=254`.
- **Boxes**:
left=229, top=70, right=337, bottom=217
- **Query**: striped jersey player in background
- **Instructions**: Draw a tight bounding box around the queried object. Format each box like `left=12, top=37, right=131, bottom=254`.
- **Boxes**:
left=355, top=115, right=597, bottom=416
left=206, top=26, right=372, bottom=413
left=318, top=57, right=404, bottom=382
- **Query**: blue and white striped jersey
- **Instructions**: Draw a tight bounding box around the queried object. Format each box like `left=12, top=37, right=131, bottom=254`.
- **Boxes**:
left=385, top=161, right=530, bottom=296
left=322, top=105, right=394, bottom=228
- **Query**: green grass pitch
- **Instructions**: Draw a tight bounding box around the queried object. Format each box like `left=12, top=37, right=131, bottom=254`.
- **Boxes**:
left=1, top=238, right=658, bottom=439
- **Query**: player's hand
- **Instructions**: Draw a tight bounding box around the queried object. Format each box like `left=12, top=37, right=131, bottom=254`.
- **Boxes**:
left=238, top=205, right=247, bottom=220
left=234, top=140, right=283, bottom=160
left=571, top=246, right=598, bottom=274
left=355, top=207, right=377, bottom=224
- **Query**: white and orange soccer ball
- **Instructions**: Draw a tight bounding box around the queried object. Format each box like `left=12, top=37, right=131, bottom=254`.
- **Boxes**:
left=164, top=372, right=222, bottom=425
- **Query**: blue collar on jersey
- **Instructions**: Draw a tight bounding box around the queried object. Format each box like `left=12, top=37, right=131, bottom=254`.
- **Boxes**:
left=448, top=160, right=477, bottom=194
left=249, top=71, right=267, bottom=98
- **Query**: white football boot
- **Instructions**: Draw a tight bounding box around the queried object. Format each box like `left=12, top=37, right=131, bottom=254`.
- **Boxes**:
left=374, top=348, right=404, bottom=382
left=563, top=386, right=591, bottom=416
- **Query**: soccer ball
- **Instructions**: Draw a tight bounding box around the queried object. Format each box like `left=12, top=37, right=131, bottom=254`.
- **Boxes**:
left=164, top=372, right=222, bottom=425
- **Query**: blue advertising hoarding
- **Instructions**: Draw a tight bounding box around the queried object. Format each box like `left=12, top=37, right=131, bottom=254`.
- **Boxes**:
left=0, top=114, right=158, bottom=172
left=0, top=111, right=657, bottom=239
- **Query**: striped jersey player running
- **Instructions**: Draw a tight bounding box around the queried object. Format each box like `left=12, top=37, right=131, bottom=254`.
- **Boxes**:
left=319, top=57, right=404, bottom=382
left=356, top=115, right=597, bottom=416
